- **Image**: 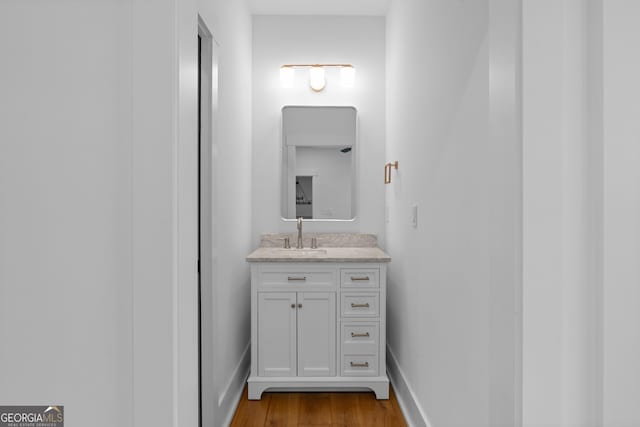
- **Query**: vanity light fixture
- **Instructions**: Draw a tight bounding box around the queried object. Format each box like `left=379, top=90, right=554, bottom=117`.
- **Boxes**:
left=340, top=65, right=356, bottom=87
left=280, top=65, right=295, bottom=88
left=279, top=64, right=356, bottom=92
left=309, top=66, right=326, bottom=92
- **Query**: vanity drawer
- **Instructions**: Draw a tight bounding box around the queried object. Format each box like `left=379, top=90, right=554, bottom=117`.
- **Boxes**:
left=340, top=269, right=379, bottom=288
left=342, top=323, right=378, bottom=355
left=259, top=270, right=335, bottom=288
left=342, top=354, right=378, bottom=377
left=341, top=292, right=379, bottom=318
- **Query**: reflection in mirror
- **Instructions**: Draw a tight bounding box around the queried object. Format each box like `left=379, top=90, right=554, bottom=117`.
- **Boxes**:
left=281, top=106, right=357, bottom=220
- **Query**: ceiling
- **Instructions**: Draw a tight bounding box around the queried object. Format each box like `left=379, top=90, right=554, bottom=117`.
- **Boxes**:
left=246, top=0, right=390, bottom=16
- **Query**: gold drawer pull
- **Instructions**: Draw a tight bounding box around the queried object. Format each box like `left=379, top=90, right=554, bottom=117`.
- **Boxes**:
left=351, top=303, right=370, bottom=308
left=287, top=276, right=306, bottom=281
left=351, top=332, right=370, bottom=338
left=350, top=361, right=369, bottom=368
left=350, top=276, right=370, bottom=281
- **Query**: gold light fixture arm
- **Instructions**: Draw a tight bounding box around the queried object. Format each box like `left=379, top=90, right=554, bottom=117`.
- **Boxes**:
left=384, top=161, right=399, bottom=184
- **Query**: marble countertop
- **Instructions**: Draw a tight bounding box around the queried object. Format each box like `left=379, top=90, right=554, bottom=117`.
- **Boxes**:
left=246, top=246, right=391, bottom=263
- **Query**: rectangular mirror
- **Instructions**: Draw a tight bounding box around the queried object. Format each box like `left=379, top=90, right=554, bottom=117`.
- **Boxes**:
left=281, top=106, right=357, bottom=220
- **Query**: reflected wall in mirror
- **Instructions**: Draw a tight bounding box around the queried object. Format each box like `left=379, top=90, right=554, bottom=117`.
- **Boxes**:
left=281, top=106, right=357, bottom=220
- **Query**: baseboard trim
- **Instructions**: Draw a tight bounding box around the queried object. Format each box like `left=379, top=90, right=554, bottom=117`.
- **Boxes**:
left=387, top=345, right=431, bottom=427
left=219, top=342, right=251, bottom=427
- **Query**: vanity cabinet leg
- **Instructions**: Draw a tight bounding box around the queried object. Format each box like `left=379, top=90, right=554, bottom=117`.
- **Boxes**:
left=372, top=382, right=389, bottom=400
left=247, top=382, right=264, bottom=400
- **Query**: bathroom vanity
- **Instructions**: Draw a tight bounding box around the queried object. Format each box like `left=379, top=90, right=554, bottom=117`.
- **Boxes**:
left=246, top=234, right=391, bottom=400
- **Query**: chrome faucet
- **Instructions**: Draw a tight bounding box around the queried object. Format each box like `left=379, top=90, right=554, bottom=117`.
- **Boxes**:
left=297, top=217, right=304, bottom=249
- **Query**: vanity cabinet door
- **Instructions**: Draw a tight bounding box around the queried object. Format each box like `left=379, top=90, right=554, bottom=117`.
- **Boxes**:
left=258, top=292, right=297, bottom=377
left=297, top=292, right=336, bottom=377
left=258, top=291, right=336, bottom=377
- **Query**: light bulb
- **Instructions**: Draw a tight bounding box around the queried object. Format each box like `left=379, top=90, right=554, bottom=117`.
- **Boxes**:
left=309, top=66, right=326, bottom=92
left=340, top=65, right=356, bottom=87
left=280, top=66, right=295, bottom=88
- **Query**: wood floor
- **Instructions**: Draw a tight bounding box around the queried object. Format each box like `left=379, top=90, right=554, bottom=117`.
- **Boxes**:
left=229, top=386, right=407, bottom=427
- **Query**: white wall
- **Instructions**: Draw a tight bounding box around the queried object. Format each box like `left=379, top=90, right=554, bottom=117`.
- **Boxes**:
left=131, top=0, right=203, bottom=425
left=488, top=1, right=522, bottom=425
left=0, top=2, right=133, bottom=426
left=251, top=15, right=385, bottom=244
left=0, top=1, right=252, bottom=426
left=197, top=1, right=254, bottom=425
left=385, top=1, right=492, bottom=426
left=521, top=2, right=640, bottom=427
left=521, top=1, right=597, bottom=425
left=0, top=1, right=203, bottom=426
left=601, top=1, right=640, bottom=425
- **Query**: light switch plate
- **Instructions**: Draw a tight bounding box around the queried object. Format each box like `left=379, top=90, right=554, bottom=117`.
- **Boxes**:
left=410, top=204, right=418, bottom=228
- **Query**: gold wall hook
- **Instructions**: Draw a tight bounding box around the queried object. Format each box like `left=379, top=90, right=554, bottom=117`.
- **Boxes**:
left=384, top=161, right=398, bottom=184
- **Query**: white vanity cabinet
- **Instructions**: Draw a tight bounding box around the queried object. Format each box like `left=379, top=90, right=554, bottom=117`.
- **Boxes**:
left=248, top=261, right=389, bottom=400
